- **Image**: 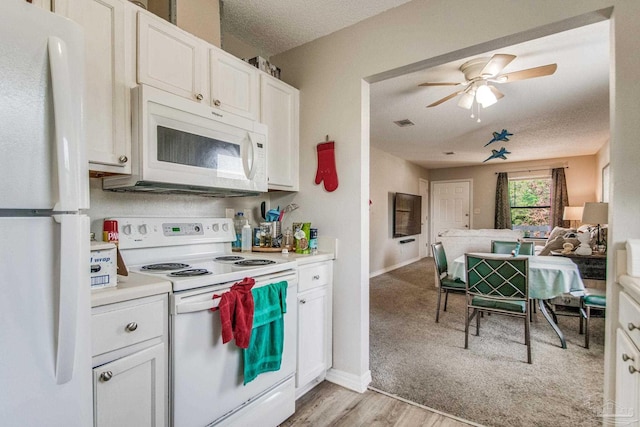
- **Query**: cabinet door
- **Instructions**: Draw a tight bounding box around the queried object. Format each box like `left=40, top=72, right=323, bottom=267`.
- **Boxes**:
left=209, top=48, right=259, bottom=120
left=615, top=329, right=640, bottom=424
left=93, top=343, right=166, bottom=427
left=54, top=0, right=131, bottom=173
left=297, top=287, right=329, bottom=387
left=260, top=74, right=299, bottom=191
left=137, top=12, right=207, bottom=103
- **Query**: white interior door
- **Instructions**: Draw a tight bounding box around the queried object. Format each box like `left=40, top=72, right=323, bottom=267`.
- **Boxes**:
left=419, top=178, right=429, bottom=257
left=431, top=180, right=471, bottom=244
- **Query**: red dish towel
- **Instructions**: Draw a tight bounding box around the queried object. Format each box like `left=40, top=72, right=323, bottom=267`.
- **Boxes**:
left=213, top=277, right=255, bottom=348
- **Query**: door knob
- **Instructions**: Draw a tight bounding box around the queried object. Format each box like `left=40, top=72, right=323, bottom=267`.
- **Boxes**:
left=125, top=322, right=138, bottom=332
left=623, top=353, right=635, bottom=362
left=628, top=323, right=639, bottom=331
left=195, top=93, right=204, bottom=101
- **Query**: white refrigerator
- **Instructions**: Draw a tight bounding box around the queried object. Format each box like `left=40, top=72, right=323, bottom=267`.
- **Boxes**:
left=0, top=1, right=92, bottom=426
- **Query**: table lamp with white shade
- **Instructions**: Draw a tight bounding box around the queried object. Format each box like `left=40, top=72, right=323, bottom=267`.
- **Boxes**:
left=563, top=206, right=584, bottom=230
left=581, top=202, right=609, bottom=253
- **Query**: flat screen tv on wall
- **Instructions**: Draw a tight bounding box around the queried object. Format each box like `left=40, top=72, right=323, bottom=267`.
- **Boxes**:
left=393, top=192, right=422, bottom=238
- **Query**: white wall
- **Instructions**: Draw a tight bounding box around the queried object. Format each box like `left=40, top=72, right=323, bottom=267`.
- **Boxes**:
left=369, top=147, right=429, bottom=276
left=271, top=0, right=639, bottom=400
left=429, top=154, right=599, bottom=229
left=87, top=179, right=270, bottom=237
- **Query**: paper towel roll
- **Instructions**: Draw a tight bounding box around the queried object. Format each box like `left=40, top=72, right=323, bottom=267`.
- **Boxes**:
left=626, top=239, right=640, bottom=277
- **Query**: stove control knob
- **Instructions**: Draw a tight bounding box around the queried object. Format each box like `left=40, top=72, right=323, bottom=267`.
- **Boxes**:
left=212, top=223, right=220, bottom=232
left=122, top=224, right=132, bottom=235
left=138, top=224, right=148, bottom=235
left=222, top=223, right=229, bottom=232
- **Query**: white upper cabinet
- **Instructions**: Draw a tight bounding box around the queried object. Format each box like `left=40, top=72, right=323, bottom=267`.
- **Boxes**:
left=209, top=48, right=259, bottom=120
left=137, top=11, right=208, bottom=103
left=260, top=74, right=300, bottom=191
left=54, top=0, right=132, bottom=174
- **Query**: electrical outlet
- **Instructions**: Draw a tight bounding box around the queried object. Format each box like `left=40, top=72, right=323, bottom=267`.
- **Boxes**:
left=225, top=208, right=235, bottom=219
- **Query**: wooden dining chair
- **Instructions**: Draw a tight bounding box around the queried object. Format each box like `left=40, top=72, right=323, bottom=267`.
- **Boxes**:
left=491, top=240, right=535, bottom=255
left=464, top=254, right=531, bottom=363
left=431, top=242, right=466, bottom=323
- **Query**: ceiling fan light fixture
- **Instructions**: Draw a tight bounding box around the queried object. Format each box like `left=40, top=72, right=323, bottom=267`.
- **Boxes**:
left=458, top=91, right=475, bottom=109
left=476, top=84, right=497, bottom=108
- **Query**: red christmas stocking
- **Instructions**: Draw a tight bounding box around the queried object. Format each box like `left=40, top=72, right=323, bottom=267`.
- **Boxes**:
left=315, top=141, right=338, bottom=192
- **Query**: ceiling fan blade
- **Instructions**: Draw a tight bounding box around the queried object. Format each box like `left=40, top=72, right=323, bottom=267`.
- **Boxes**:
left=498, top=63, right=558, bottom=82
left=426, top=90, right=463, bottom=107
left=418, top=82, right=462, bottom=87
left=488, top=85, right=504, bottom=100
left=480, top=54, right=516, bottom=77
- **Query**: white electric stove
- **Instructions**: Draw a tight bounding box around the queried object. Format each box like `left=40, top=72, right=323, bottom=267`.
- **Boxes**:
left=109, top=217, right=298, bottom=427
left=112, top=217, right=296, bottom=292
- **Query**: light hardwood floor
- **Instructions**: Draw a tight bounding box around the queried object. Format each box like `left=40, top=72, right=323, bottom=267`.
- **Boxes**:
left=281, top=381, right=477, bottom=427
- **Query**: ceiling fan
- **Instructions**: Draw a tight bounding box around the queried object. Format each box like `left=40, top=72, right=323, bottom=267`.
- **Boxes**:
left=419, top=54, right=557, bottom=109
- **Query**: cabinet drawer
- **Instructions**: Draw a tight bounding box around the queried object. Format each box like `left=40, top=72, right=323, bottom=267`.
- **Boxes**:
left=92, top=299, right=165, bottom=357
left=619, top=291, right=640, bottom=350
left=298, top=262, right=331, bottom=293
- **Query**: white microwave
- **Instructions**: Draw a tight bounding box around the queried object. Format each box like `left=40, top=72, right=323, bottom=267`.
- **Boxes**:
left=103, top=85, right=267, bottom=196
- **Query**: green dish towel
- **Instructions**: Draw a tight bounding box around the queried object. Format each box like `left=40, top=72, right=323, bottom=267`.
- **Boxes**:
left=243, top=281, right=288, bottom=385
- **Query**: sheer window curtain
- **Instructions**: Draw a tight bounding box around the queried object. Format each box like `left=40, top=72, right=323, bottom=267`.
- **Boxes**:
left=551, top=168, right=570, bottom=228
left=494, top=172, right=511, bottom=229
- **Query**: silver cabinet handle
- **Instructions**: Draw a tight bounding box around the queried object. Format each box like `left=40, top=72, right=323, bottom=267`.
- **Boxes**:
left=125, top=322, right=138, bottom=332
left=100, top=371, right=113, bottom=382
left=623, top=353, right=635, bottom=362
left=630, top=366, right=639, bottom=374
left=118, top=155, right=128, bottom=164
left=312, top=275, right=320, bottom=280
left=300, top=299, right=306, bottom=304
left=213, top=99, right=221, bottom=107
left=195, top=93, right=203, bottom=101
left=628, top=323, right=639, bottom=331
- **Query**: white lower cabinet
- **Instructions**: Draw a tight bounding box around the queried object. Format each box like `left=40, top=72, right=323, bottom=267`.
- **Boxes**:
left=615, top=290, right=640, bottom=425
left=92, top=294, right=168, bottom=427
left=296, top=261, right=332, bottom=397
left=93, top=343, right=165, bottom=427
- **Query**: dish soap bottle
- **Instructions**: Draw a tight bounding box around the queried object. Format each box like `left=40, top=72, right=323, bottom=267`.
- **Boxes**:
left=241, top=220, right=252, bottom=252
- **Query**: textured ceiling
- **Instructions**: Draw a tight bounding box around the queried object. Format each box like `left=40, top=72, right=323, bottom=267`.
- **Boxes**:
left=221, top=0, right=413, bottom=57
left=220, top=2, right=610, bottom=170
left=370, top=20, right=610, bottom=169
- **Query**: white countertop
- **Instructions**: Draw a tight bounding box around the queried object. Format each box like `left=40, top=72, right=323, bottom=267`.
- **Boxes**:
left=91, top=271, right=172, bottom=307
left=90, top=249, right=334, bottom=307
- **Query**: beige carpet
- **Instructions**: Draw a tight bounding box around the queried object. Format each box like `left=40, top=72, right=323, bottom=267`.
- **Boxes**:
left=369, top=258, right=605, bottom=427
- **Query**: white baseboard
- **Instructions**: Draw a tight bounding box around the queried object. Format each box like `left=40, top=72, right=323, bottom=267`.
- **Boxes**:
left=325, top=368, right=372, bottom=393
left=370, top=257, right=420, bottom=278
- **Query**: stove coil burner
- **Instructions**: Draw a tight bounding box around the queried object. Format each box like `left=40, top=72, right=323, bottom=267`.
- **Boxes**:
left=168, top=269, right=212, bottom=277
left=234, top=259, right=276, bottom=267
left=215, top=256, right=245, bottom=262
left=141, top=263, right=190, bottom=271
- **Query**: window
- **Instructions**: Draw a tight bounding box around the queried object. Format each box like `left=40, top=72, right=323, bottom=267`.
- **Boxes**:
left=509, top=177, right=552, bottom=237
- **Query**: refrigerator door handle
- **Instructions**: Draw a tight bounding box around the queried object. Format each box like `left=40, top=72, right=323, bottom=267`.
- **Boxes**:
left=48, top=36, right=80, bottom=212
left=54, top=215, right=82, bottom=384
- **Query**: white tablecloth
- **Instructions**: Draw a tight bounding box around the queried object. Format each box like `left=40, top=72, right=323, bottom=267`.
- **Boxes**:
left=450, top=253, right=585, bottom=300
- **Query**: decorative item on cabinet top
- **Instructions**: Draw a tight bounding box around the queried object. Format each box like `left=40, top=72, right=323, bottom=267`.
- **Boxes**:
left=245, top=56, right=281, bottom=79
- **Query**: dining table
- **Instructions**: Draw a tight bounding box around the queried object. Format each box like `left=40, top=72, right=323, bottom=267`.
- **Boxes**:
left=450, top=253, right=586, bottom=349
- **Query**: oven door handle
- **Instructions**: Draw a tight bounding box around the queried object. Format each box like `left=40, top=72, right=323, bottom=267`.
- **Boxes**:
left=176, top=298, right=221, bottom=314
